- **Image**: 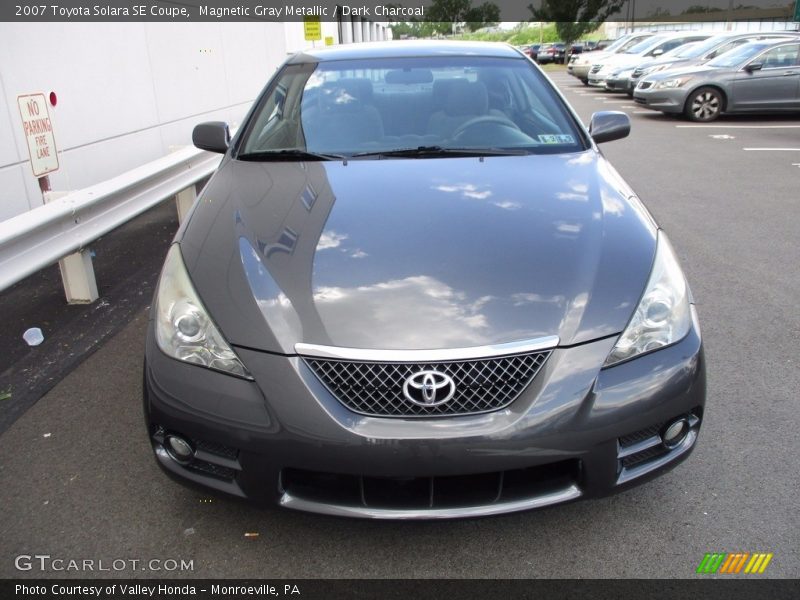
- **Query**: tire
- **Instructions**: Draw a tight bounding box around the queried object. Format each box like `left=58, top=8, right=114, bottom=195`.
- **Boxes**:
left=581, top=78, right=589, bottom=86
left=685, top=87, right=724, bottom=122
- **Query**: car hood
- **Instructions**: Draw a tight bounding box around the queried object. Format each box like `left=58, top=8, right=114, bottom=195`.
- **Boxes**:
left=575, top=50, right=613, bottom=65
left=599, top=54, right=649, bottom=69
left=643, top=64, right=717, bottom=81
left=179, top=152, right=657, bottom=353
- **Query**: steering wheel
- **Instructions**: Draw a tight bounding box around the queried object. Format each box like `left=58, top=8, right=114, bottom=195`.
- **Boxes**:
left=452, top=116, right=522, bottom=140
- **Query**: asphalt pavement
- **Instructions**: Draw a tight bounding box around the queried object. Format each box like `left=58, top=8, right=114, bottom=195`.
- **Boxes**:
left=0, top=68, right=798, bottom=579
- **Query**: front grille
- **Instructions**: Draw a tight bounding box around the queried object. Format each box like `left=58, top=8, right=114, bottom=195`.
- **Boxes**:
left=621, top=445, right=669, bottom=469
left=195, top=439, right=238, bottom=460
left=282, top=460, right=580, bottom=510
left=590, top=65, right=602, bottom=73
left=303, top=350, right=551, bottom=417
left=619, top=422, right=664, bottom=448
left=188, top=459, right=237, bottom=481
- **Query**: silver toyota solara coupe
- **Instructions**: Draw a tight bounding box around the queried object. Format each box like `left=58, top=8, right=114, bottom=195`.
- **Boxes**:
left=143, top=41, right=706, bottom=519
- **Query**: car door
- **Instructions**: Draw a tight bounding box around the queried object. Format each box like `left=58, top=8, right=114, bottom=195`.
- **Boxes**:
left=731, top=43, right=800, bottom=111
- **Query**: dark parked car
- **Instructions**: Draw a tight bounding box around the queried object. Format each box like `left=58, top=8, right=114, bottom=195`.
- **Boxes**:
left=537, top=43, right=566, bottom=64
left=523, top=43, right=542, bottom=62
left=145, top=41, right=706, bottom=518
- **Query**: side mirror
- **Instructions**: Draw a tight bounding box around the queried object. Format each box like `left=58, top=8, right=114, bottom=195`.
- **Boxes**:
left=745, top=62, right=763, bottom=73
left=651, top=48, right=664, bottom=57
left=192, top=121, right=230, bottom=153
left=589, top=111, right=631, bottom=144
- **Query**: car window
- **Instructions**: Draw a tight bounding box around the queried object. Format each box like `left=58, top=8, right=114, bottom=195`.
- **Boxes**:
left=616, top=35, right=653, bottom=53
left=652, top=36, right=708, bottom=56
left=238, top=56, right=586, bottom=158
left=625, top=35, right=668, bottom=54
left=669, top=42, right=701, bottom=59
left=681, top=35, right=733, bottom=59
left=706, top=39, right=749, bottom=59
left=758, top=44, right=800, bottom=68
left=706, top=42, right=776, bottom=68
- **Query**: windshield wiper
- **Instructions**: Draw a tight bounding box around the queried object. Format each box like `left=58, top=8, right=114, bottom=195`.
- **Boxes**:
left=350, top=146, right=532, bottom=159
left=237, top=149, right=347, bottom=162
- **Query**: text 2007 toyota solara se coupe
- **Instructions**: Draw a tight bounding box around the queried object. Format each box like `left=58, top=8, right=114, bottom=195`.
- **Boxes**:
left=143, top=41, right=705, bottom=519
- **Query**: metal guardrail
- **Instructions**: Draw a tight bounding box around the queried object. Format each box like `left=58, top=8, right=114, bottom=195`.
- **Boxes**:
left=0, top=144, right=224, bottom=302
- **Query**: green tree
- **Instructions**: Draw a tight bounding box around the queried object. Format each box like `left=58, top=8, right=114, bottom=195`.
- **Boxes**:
left=464, top=2, right=502, bottom=32
left=428, top=0, right=501, bottom=34
left=528, top=0, right=626, bottom=53
left=682, top=5, right=723, bottom=14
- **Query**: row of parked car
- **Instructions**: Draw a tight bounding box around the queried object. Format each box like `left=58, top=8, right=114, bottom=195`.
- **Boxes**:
left=567, top=30, right=800, bottom=122
left=520, top=40, right=613, bottom=64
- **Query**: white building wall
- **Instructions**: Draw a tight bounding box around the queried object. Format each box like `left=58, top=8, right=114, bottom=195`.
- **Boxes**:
left=281, top=21, right=342, bottom=54
left=0, top=22, right=291, bottom=221
left=608, top=19, right=797, bottom=37
left=0, top=20, right=389, bottom=222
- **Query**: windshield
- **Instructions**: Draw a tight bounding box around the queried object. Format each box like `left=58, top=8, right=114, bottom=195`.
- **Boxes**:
left=625, top=35, right=668, bottom=54
left=614, top=34, right=652, bottom=53
left=682, top=35, right=737, bottom=59
left=238, top=56, right=585, bottom=159
left=706, top=42, right=774, bottom=68
left=604, top=36, right=631, bottom=53
left=669, top=42, right=701, bottom=59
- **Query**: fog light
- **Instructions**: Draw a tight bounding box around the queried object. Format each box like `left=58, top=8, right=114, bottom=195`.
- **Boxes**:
left=662, top=419, right=689, bottom=448
left=166, top=435, right=194, bottom=464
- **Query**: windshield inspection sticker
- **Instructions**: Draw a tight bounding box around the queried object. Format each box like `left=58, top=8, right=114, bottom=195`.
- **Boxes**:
left=538, top=134, right=575, bottom=144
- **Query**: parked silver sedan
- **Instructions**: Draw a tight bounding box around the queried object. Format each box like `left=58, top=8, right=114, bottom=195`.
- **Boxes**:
left=634, top=39, right=800, bottom=122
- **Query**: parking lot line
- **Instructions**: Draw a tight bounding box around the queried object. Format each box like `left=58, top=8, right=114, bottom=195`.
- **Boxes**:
left=676, top=125, right=800, bottom=129
left=742, top=147, right=800, bottom=151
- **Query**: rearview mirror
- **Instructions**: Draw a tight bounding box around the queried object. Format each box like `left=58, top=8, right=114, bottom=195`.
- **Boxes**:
left=589, top=111, right=630, bottom=144
left=192, top=121, right=230, bottom=153
left=745, top=62, right=763, bottom=73
left=385, top=69, right=434, bottom=84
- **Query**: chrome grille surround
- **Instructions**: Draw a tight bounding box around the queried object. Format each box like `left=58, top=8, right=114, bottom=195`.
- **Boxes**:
left=298, top=338, right=556, bottom=418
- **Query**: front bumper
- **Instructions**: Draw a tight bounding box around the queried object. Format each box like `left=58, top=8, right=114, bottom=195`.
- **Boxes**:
left=633, top=86, right=688, bottom=113
left=587, top=70, right=608, bottom=87
left=604, top=74, right=632, bottom=92
left=570, top=64, right=592, bottom=80
left=143, top=314, right=706, bottom=519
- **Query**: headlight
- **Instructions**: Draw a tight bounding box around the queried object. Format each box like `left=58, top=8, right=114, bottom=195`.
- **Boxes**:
left=646, top=63, right=672, bottom=74
left=654, top=76, right=692, bottom=89
left=604, top=232, right=692, bottom=366
left=155, top=244, right=251, bottom=378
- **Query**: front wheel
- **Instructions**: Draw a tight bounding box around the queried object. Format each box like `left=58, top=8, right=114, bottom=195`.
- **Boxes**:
left=685, top=87, right=723, bottom=122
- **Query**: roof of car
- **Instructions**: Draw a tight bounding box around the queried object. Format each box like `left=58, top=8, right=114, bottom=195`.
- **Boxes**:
left=287, top=40, right=524, bottom=63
